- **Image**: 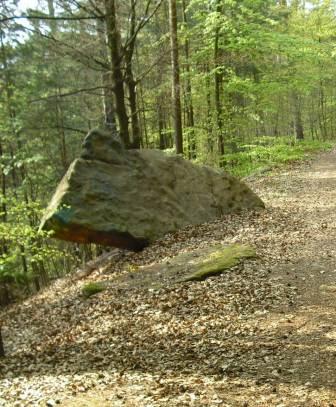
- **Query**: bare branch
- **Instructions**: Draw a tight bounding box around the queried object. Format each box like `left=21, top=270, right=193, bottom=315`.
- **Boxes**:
left=66, top=0, right=104, bottom=19
left=0, top=13, right=105, bottom=23
left=20, top=126, right=88, bottom=135
left=122, top=0, right=163, bottom=55
left=22, top=25, right=109, bottom=71
left=30, top=85, right=113, bottom=103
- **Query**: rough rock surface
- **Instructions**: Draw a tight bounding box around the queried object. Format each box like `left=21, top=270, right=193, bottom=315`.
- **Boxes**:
left=112, top=244, right=256, bottom=289
left=40, top=129, right=264, bottom=250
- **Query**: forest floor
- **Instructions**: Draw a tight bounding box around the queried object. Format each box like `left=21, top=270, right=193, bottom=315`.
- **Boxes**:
left=2, top=150, right=336, bottom=406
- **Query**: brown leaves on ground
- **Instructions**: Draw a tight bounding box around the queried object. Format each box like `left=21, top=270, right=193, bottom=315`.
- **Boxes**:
left=1, top=152, right=336, bottom=406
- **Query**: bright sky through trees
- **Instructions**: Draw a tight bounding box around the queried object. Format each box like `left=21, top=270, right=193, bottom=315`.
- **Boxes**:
left=18, top=0, right=39, bottom=12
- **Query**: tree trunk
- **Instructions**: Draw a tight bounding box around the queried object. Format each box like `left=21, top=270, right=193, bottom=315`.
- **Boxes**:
left=97, top=17, right=116, bottom=130
left=125, top=0, right=141, bottom=148
left=157, top=101, right=166, bottom=149
left=0, top=141, right=8, bottom=256
left=104, top=0, right=130, bottom=147
left=214, top=1, right=224, bottom=159
left=205, top=67, right=213, bottom=153
left=0, top=326, right=4, bottom=357
left=127, top=71, right=141, bottom=148
left=182, top=0, right=196, bottom=159
left=292, top=92, right=304, bottom=140
left=138, top=79, right=148, bottom=148
left=318, top=84, right=328, bottom=140
left=169, top=0, right=183, bottom=154
left=48, top=0, right=69, bottom=170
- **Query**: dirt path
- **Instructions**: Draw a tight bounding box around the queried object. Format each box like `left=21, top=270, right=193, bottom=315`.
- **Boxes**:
left=245, top=152, right=336, bottom=405
left=2, top=150, right=336, bottom=406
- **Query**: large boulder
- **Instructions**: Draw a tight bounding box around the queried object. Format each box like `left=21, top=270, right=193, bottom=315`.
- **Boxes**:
left=40, top=129, right=264, bottom=251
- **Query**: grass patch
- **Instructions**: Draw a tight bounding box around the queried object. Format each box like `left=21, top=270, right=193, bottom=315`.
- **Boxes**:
left=222, top=139, right=333, bottom=178
left=81, top=282, right=106, bottom=298
left=182, top=244, right=256, bottom=282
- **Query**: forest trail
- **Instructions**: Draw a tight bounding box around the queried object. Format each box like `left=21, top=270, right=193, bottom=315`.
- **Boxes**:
left=2, top=150, right=336, bottom=406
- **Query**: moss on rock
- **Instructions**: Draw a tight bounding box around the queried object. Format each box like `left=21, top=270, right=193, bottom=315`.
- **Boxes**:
left=182, top=244, right=256, bottom=282
left=106, top=243, right=257, bottom=289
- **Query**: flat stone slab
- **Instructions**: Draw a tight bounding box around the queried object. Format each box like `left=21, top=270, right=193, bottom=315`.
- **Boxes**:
left=111, top=244, right=256, bottom=289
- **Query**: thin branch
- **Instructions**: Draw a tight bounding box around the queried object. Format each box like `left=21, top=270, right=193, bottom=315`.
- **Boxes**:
left=136, top=49, right=169, bottom=84
left=66, top=0, right=104, bottom=19
left=20, top=126, right=87, bottom=134
left=22, top=25, right=109, bottom=71
left=30, top=85, right=112, bottom=103
left=0, top=13, right=105, bottom=23
left=122, top=0, right=163, bottom=54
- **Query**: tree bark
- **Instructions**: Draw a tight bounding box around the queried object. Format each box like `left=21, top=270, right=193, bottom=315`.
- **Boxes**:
left=214, top=1, right=224, bottom=158
left=292, top=92, right=304, bottom=140
left=97, top=17, right=117, bottom=130
left=104, top=0, right=130, bottom=147
left=0, top=326, right=4, bottom=357
left=169, top=0, right=183, bottom=155
left=157, top=101, right=166, bottom=149
left=205, top=66, right=214, bottom=153
left=47, top=0, right=69, bottom=170
left=0, top=141, right=8, bottom=256
left=125, top=0, right=141, bottom=148
left=182, top=0, right=196, bottom=159
left=138, top=79, right=148, bottom=148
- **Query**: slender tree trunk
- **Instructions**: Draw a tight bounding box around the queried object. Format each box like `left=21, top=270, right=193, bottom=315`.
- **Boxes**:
left=214, top=2, right=224, bottom=159
left=318, top=84, right=328, bottom=140
left=0, top=326, right=4, bottom=357
left=54, top=96, right=68, bottom=170
left=0, top=141, right=8, bottom=256
left=169, top=0, right=183, bottom=154
left=157, top=101, right=166, bottom=149
left=104, top=0, right=130, bottom=147
left=127, top=70, right=141, bottom=148
left=182, top=0, right=196, bottom=159
left=97, top=17, right=116, bottom=130
left=48, top=0, right=69, bottom=170
left=0, top=174, right=10, bottom=304
left=138, top=80, right=148, bottom=148
left=329, top=92, right=334, bottom=138
left=292, top=92, right=304, bottom=140
left=125, top=0, right=141, bottom=148
left=205, top=67, right=213, bottom=153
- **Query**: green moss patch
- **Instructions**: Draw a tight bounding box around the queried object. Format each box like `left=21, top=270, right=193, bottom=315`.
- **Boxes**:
left=106, top=244, right=256, bottom=289
left=182, top=244, right=256, bottom=282
left=81, top=282, right=106, bottom=298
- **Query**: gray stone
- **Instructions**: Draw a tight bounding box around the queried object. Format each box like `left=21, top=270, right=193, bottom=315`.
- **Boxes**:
left=40, top=129, right=264, bottom=250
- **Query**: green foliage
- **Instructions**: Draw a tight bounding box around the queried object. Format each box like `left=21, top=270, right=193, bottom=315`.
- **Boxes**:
left=0, top=194, right=69, bottom=294
left=0, top=253, right=34, bottom=287
left=223, top=139, right=333, bottom=178
left=81, top=282, right=106, bottom=298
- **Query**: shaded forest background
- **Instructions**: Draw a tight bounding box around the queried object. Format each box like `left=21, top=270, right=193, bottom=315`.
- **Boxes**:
left=0, top=0, right=335, bottom=303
